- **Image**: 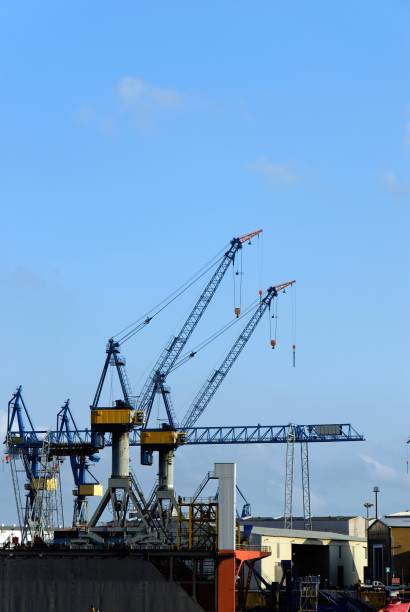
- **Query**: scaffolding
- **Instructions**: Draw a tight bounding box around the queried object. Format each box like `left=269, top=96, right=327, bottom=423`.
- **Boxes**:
left=7, top=434, right=64, bottom=543
left=177, top=500, right=218, bottom=550
left=298, top=576, right=319, bottom=612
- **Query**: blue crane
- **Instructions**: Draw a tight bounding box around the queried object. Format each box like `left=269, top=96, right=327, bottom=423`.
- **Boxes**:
left=6, top=393, right=364, bottom=531
left=56, top=400, right=101, bottom=526
left=91, top=339, right=138, bottom=413
left=5, top=391, right=101, bottom=535
left=181, top=281, right=295, bottom=430
left=5, top=386, right=41, bottom=540
left=7, top=422, right=364, bottom=449
left=5, top=272, right=365, bottom=531
left=137, top=229, right=262, bottom=428
left=138, top=280, right=295, bottom=467
left=5, top=236, right=365, bottom=531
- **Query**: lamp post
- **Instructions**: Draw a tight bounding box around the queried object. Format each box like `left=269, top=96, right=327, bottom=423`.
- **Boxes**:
left=373, top=486, right=380, bottom=519
left=364, top=502, right=373, bottom=519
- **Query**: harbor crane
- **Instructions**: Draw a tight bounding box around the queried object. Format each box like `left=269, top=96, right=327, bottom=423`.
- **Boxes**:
left=5, top=231, right=365, bottom=542
left=6, top=401, right=364, bottom=541
left=56, top=400, right=102, bottom=526
left=6, top=280, right=364, bottom=538
left=84, top=230, right=262, bottom=531
left=6, top=387, right=64, bottom=542
left=137, top=281, right=295, bottom=521
left=137, top=229, right=262, bottom=430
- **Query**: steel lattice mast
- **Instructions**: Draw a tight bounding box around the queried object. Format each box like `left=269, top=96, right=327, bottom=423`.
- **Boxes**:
left=301, top=441, right=312, bottom=530
left=284, top=425, right=295, bottom=529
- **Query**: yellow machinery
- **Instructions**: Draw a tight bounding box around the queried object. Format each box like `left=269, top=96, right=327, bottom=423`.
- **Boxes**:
left=31, top=477, right=58, bottom=491
left=140, top=429, right=186, bottom=447
left=78, top=483, right=103, bottom=496
left=91, top=408, right=144, bottom=428
left=140, top=428, right=187, bottom=498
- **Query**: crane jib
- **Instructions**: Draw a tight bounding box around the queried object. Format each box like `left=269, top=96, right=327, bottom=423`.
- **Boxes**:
left=137, top=231, right=262, bottom=418
left=181, top=281, right=295, bottom=429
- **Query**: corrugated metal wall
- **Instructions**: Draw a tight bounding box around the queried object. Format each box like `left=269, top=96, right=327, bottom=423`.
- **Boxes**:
left=0, top=555, right=205, bottom=611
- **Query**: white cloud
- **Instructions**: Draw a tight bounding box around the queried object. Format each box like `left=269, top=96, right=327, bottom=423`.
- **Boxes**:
left=248, top=157, right=299, bottom=187
left=383, top=171, right=410, bottom=198
left=76, top=77, right=184, bottom=135
left=117, top=77, right=183, bottom=110
left=360, top=454, right=400, bottom=483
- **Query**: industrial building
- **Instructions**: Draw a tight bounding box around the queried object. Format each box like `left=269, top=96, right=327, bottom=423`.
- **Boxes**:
left=367, top=512, right=410, bottom=586
left=241, top=515, right=367, bottom=538
left=245, top=525, right=367, bottom=588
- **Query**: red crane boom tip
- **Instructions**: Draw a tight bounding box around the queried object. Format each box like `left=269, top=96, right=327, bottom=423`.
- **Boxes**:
left=238, top=229, right=263, bottom=243
left=273, top=280, right=296, bottom=292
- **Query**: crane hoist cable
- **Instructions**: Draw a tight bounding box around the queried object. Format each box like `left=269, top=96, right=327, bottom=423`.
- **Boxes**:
left=257, top=230, right=263, bottom=297
left=113, top=244, right=229, bottom=345
left=291, top=282, right=296, bottom=367
left=269, top=296, right=279, bottom=349
left=233, top=248, right=243, bottom=317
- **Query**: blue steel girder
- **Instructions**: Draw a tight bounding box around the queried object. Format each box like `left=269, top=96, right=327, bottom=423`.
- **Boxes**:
left=6, top=423, right=364, bottom=454
left=175, top=423, right=364, bottom=444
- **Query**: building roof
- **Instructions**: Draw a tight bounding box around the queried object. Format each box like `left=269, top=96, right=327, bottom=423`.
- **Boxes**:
left=376, top=517, right=410, bottom=528
left=248, top=526, right=366, bottom=542
left=385, top=510, right=410, bottom=518
left=242, top=515, right=360, bottom=522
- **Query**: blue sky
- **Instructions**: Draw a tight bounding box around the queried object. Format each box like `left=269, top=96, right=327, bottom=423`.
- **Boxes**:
left=0, top=1, right=409, bottom=523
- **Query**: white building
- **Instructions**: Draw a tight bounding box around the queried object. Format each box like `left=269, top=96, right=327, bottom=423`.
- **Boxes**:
left=247, top=526, right=367, bottom=588
left=0, top=525, right=22, bottom=546
left=241, top=515, right=367, bottom=538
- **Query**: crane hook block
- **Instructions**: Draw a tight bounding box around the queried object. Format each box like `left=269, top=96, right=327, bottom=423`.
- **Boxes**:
left=271, top=339, right=277, bottom=349
left=234, top=307, right=241, bottom=318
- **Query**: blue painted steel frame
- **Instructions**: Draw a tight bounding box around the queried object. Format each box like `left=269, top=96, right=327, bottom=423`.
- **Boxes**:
left=7, top=423, right=364, bottom=452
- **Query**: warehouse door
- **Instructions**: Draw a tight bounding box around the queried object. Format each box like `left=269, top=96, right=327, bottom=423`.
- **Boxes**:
left=373, top=544, right=384, bottom=582
left=337, top=565, right=344, bottom=588
left=292, top=544, right=329, bottom=582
